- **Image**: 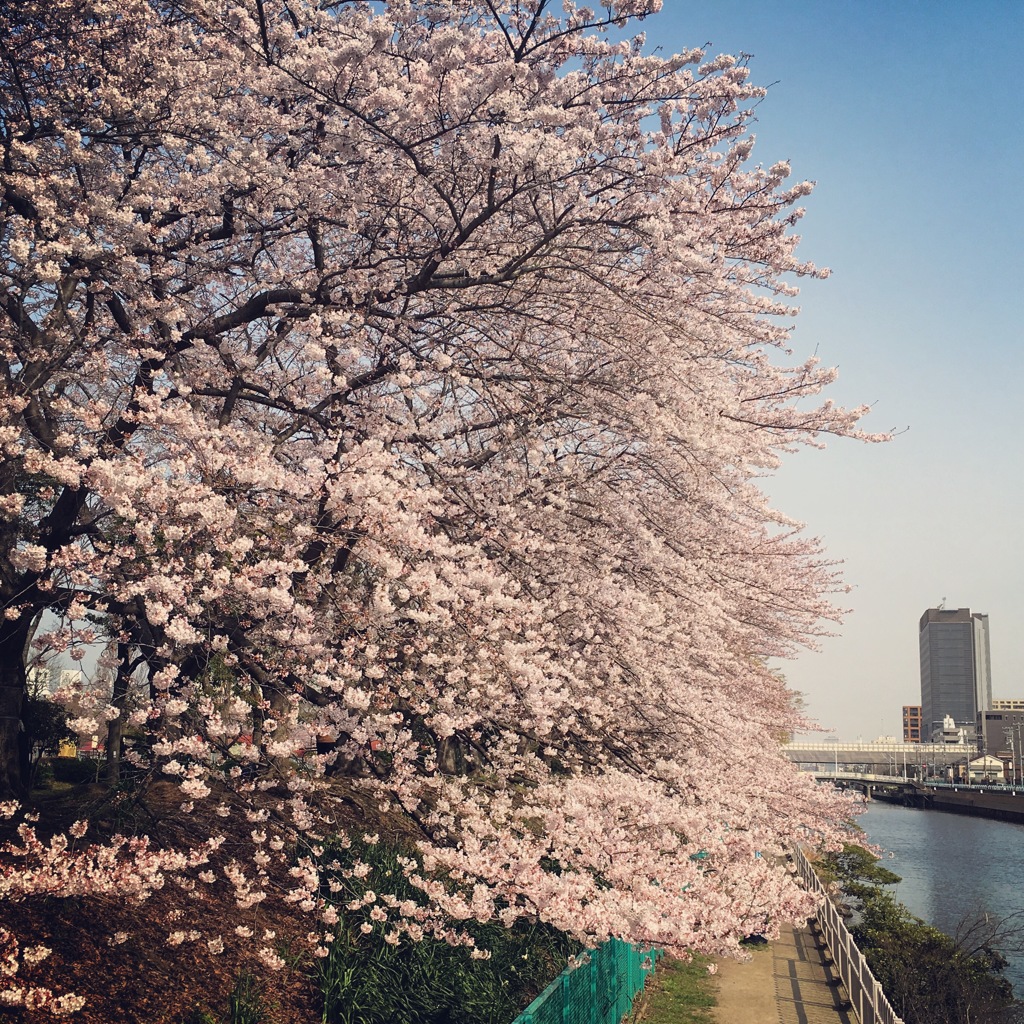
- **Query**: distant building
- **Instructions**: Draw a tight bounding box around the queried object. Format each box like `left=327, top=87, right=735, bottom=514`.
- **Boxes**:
left=984, top=698, right=1024, bottom=769
left=57, top=668, right=84, bottom=691
left=977, top=707, right=1024, bottom=760
left=902, top=705, right=922, bottom=743
left=992, top=699, right=1024, bottom=712
left=919, top=607, right=991, bottom=742
left=968, top=755, right=1004, bottom=783
left=938, top=713, right=966, bottom=744
left=26, top=664, right=55, bottom=696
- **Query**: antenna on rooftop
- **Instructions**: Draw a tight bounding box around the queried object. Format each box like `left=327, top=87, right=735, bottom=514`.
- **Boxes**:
left=938, top=597, right=946, bottom=610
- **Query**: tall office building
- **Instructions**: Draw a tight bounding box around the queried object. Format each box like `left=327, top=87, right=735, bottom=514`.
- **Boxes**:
left=919, top=608, right=992, bottom=741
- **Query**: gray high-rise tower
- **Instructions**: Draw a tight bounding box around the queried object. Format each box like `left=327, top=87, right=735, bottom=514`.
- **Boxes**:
left=919, top=607, right=992, bottom=741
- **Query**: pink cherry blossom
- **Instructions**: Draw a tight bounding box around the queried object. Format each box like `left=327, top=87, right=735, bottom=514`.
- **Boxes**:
left=0, top=0, right=878, bottom=983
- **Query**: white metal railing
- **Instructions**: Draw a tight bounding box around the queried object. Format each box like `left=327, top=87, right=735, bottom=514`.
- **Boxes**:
left=812, top=772, right=912, bottom=783
left=791, top=845, right=905, bottom=1024
left=784, top=742, right=976, bottom=753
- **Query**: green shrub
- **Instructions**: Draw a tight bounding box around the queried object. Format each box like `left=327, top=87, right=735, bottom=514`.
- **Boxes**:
left=852, top=889, right=1012, bottom=1024
left=821, top=844, right=1013, bottom=1024
left=182, top=972, right=267, bottom=1024
left=49, top=756, right=101, bottom=785
left=34, top=760, right=56, bottom=788
left=23, top=690, right=76, bottom=773
left=313, top=839, right=578, bottom=1024
left=227, top=972, right=267, bottom=1024
left=181, top=1012, right=219, bottom=1024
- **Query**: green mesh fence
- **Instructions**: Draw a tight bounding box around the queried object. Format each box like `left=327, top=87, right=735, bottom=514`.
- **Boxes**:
left=511, top=938, right=658, bottom=1024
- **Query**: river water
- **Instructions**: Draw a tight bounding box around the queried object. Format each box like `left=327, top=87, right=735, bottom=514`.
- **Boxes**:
left=859, top=801, right=1024, bottom=1018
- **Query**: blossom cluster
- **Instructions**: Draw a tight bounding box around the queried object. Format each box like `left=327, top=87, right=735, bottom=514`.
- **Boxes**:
left=0, top=0, right=876, bottom=978
left=0, top=928, right=85, bottom=1016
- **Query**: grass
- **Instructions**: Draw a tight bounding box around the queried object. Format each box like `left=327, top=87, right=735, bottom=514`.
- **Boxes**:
left=184, top=972, right=267, bottom=1024
left=630, top=955, right=717, bottom=1024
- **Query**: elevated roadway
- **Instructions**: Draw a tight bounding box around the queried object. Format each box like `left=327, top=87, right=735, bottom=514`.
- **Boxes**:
left=783, top=740, right=976, bottom=773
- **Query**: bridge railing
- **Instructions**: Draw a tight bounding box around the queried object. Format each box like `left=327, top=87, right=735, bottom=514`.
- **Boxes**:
left=784, top=741, right=977, bottom=753
left=923, top=781, right=1018, bottom=792
left=791, top=845, right=905, bottom=1024
left=812, top=771, right=913, bottom=784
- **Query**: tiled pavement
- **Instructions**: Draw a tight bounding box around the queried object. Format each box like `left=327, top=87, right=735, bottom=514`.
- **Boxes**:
left=710, top=921, right=857, bottom=1024
left=772, top=923, right=856, bottom=1024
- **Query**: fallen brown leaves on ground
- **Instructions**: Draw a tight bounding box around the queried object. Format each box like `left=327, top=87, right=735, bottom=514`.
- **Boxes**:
left=0, top=779, right=384, bottom=1024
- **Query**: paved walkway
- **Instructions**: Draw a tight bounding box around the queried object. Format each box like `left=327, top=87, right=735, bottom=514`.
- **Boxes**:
left=711, top=922, right=857, bottom=1024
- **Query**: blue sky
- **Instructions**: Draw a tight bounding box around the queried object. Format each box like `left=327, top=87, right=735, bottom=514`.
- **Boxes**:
left=648, top=1, right=1024, bottom=739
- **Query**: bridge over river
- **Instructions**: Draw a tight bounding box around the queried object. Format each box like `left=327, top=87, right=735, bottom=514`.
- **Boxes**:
left=782, top=740, right=977, bottom=774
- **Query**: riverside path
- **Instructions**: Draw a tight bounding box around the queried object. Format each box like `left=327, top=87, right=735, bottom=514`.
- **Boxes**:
left=710, top=921, right=857, bottom=1024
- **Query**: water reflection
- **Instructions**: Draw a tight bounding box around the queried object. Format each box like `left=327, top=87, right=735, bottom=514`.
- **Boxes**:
left=859, top=801, right=1024, bottom=1020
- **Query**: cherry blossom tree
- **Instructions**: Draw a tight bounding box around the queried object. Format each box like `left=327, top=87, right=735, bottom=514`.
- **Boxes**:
left=0, top=0, right=880, bottom=971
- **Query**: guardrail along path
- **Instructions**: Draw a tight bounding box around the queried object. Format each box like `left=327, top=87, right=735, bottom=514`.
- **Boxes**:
left=772, top=922, right=857, bottom=1024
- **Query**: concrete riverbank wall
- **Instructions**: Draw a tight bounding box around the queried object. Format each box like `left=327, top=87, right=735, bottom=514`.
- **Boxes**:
left=873, top=785, right=1024, bottom=825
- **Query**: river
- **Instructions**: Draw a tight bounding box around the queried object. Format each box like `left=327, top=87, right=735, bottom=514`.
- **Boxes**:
left=859, top=801, right=1024, bottom=1019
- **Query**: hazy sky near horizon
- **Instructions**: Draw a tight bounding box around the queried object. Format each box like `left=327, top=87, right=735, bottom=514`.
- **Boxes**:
left=648, top=1, right=1024, bottom=740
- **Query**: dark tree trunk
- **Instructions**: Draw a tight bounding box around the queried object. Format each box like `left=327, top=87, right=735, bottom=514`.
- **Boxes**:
left=0, top=616, right=32, bottom=800
left=105, top=642, right=133, bottom=787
